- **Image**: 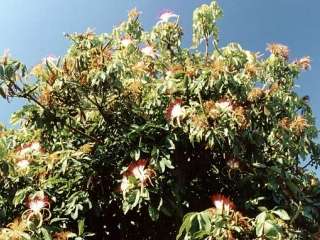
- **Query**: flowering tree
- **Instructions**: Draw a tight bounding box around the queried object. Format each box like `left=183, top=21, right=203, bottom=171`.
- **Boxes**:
left=0, top=1, right=320, bottom=239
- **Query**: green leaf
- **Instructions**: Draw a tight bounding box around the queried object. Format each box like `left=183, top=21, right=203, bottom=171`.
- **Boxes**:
left=13, top=187, right=32, bottom=207
left=263, top=220, right=281, bottom=238
left=41, top=227, right=53, bottom=240
left=148, top=205, right=159, bottom=221
left=78, top=218, right=85, bottom=236
left=273, top=209, right=290, bottom=221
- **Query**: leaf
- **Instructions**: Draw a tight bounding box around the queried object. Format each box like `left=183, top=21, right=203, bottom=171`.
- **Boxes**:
left=41, top=227, right=53, bottom=240
left=176, top=212, right=196, bottom=240
left=263, top=106, right=271, bottom=116
left=13, top=187, right=32, bottom=207
left=78, top=218, right=85, bottom=236
left=273, top=209, right=290, bottom=221
left=148, top=205, right=159, bottom=221
left=256, top=222, right=264, bottom=237
left=263, top=220, right=281, bottom=238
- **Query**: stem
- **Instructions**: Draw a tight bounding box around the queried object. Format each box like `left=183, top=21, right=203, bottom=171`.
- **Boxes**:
left=213, top=39, right=223, bottom=56
left=9, top=80, right=102, bottom=144
left=302, top=159, right=314, bottom=169
left=205, top=37, right=209, bottom=61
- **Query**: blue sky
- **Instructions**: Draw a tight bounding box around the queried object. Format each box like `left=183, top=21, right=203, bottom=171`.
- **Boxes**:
left=1, top=0, right=319, bottom=174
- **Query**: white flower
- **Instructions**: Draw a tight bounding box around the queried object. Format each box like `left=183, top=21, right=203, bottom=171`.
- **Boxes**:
left=121, top=38, right=133, bottom=47
left=215, top=100, right=233, bottom=112
left=211, top=194, right=235, bottom=212
left=29, top=199, right=46, bottom=212
left=166, top=70, right=174, bottom=77
left=131, top=164, right=147, bottom=182
left=16, top=159, right=30, bottom=169
left=42, top=55, right=58, bottom=65
left=18, top=142, right=42, bottom=157
left=141, top=46, right=156, bottom=58
left=226, top=159, right=240, bottom=169
left=213, top=199, right=224, bottom=210
left=171, top=104, right=184, bottom=119
left=159, top=11, right=179, bottom=23
left=120, top=176, right=130, bottom=192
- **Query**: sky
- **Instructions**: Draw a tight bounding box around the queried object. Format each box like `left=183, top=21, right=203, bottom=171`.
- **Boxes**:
left=0, top=0, right=319, bottom=174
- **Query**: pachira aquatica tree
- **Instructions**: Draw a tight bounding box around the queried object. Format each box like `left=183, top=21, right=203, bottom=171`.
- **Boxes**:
left=0, top=1, right=320, bottom=239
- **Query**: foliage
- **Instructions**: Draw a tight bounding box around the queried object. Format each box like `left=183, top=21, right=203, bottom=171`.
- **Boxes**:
left=0, top=1, right=320, bottom=239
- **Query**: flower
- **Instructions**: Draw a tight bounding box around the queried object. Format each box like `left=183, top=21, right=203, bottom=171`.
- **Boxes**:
left=290, top=115, right=309, bottom=135
left=244, top=62, right=258, bottom=77
left=16, top=159, right=30, bottom=169
left=42, top=55, right=59, bottom=65
left=295, top=56, right=311, bottom=70
left=226, top=158, right=240, bottom=170
left=7, top=217, right=27, bottom=232
left=215, top=99, right=233, bottom=112
left=128, top=8, right=141, bottom=20
left=279, top=117, right=290, bottom=129
left=191, top=113, right=209, bottom=130
left=211, top=58, right=226, bottom=77
left=203, top=100, right=219, bottom=120
left=234, top=106, right=248, bottom=128
left=266, top=43, right=289, bottom=59
left=120, top=176, right=130, bottom=192
left=121, top=37, right=133, bottom=47
left=165, top=99, right=185, bottom=121
left=16, top=142, right=43, bottom=157
left=27, top=195, right=50, bottom=213
left=128, top=159, right=150, bottom=183
left=53, top=231, right=74, bottom=240
left=211, top=194, right=235, bottom=212
left=1, top=49, right=10, bottom=64
left=141, top=46, right=156, bottom=58
left=120, top=159, right=155, bottom=194
left=158, top=10, right=179, bottom=23
left=247, top=88, right=264, bottom=102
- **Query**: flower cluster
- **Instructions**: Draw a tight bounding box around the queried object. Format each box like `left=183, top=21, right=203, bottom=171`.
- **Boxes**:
left=247, top=88, right=264, bottom=102
left=16, top=142, right=43, bottom=157
left=120, top=159, right=155, bottom=194
left=294, top=56, right=311, bottom=70
left=165, top=99, right=185, bottom=125
left=14, top=142, right=44, bottom=171
left=22, top=192, right=51, bottom=229
left=279, top=116, right=309, bottom=135
left=211, top=193, right=236, bottom=213
left=141, top=46, right=157, bottom=58
left=266, top=43, right=289, bottom=59
left=157, top=10, right=179, bottom=25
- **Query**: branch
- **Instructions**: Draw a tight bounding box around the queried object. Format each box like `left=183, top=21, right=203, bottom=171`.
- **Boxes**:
left=302, top=159, right=314, bottom=169
left=8, top=79, right=103, bottom=144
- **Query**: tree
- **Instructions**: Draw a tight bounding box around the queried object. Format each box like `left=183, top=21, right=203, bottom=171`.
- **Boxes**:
left=0, top=1, right=319, bottom=239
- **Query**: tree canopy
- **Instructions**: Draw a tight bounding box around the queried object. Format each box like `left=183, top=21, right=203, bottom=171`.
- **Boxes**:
left=0, top=1, right=320, bottom=239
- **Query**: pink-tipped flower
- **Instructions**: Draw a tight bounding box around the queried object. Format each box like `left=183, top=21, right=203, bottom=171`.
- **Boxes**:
left=42, top=55, right=58, bottom=65
left=226, top=158, right=240, bottom=170
left=159, top=10, right=179, bottom=23
left=266, top=43, right=289, bottom=60
left=1, top=49, right=10, bottom=64
left=295, top=56, right=311, bottom=70
left=16, top=159, right=30, bottom=169
left=215, top=100, right=233, bottom=112
left=165, top=99, right=185, bottom=121
left=120, top=176, right=130, bottom=192
left=16, top=142, right=44, bottom=157
left=211, top=194, right=236, bottom=212
left=141, top=46, right=156, bottom=58
left=128, top=159, right=149, bottom=183
left=121, top=37, right=134, bottom=47
left=120, top=159, right=155, bottom=192
left=26, top=195, right=50, bottom=213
